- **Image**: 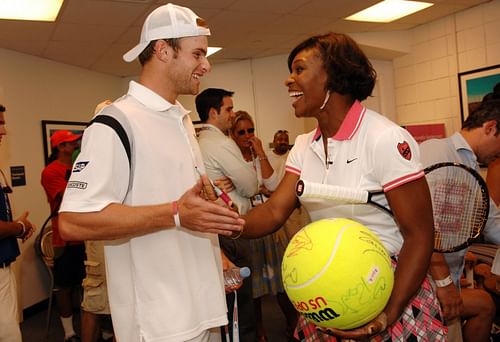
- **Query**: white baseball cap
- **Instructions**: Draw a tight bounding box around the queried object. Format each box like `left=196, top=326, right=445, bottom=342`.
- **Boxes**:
left=123, top=3, right=211, bottom=62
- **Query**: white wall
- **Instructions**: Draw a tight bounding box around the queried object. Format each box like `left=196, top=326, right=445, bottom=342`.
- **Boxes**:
left=393, top=0, right=500, bottom=134
left=0, top=48, right=126, bottom=309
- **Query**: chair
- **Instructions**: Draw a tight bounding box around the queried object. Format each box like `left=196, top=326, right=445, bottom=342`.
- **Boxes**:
left=35, top=225, right=58, bottom=339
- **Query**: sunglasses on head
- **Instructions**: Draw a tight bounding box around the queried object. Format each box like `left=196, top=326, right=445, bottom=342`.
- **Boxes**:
left=277, top=130, right=288, bottom=134
left=236, top=128, right=255, bottom=136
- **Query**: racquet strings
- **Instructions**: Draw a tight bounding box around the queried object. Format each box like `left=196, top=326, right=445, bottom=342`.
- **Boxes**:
left=426, top=165, right=489, bottom=252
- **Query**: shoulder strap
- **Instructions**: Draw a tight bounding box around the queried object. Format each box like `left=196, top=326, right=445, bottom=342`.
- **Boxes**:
left=86, top=104, right=135, bottom=200
left=89, top=114, right=131, bottom=167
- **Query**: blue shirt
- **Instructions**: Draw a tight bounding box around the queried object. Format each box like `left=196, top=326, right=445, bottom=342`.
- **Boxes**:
left=0, top=186, right=20, bottom=265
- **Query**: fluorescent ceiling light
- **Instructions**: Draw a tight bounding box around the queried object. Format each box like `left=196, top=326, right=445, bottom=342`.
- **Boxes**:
left=0, top=0, right=64, bottom=22
left=207, top=47, right=222, bottom=57
left=346, top=0, right=433, bottom=23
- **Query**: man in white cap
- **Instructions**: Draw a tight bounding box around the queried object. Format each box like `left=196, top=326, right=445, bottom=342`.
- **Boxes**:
left=58, top=4, right=244, bottom=342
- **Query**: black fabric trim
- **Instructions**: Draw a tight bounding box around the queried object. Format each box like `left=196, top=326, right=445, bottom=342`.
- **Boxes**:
left=89, top=115, right=131, bottom=165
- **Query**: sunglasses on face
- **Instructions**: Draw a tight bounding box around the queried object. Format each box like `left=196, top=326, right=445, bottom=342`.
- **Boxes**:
left=236, top=128, right=255, bottom=136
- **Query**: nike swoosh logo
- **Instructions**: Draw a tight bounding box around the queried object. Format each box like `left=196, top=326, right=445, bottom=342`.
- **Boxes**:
left=346, top=158, right=358, bottom=164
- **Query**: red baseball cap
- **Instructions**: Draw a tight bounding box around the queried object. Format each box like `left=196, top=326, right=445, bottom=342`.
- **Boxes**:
left=50, top=130, right=82, bottom=148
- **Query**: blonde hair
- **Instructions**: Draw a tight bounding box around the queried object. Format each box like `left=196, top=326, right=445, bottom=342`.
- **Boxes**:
left=232, top=110, right=254, bottom=133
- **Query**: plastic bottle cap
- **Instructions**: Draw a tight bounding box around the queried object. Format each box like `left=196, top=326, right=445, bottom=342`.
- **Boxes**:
left=240, top=266, right=251, bottom=278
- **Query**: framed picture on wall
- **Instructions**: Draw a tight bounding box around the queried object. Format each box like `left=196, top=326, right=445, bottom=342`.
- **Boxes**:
left=41, top=120, right=88, bottom=165
left=458, top=64, right=500, bottom=122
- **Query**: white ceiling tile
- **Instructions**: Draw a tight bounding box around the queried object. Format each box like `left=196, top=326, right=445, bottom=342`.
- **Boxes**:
left=52, top=23, right=126, bottom=43
left=0, top=0, right=491, bottom=77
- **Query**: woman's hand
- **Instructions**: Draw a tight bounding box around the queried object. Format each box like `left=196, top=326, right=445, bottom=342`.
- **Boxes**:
left=318, top=312, right=387, bottom=340
left=436, top=283, right=463, bottom=321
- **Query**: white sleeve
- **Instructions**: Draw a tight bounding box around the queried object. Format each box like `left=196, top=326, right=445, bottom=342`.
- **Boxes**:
left=60, top=123, right=130, bottom=213
left=372, top=126, right=423, bottom=191
left=286, top=133, right=309, bottom=176
left=262, top=170, right=280, bottom=192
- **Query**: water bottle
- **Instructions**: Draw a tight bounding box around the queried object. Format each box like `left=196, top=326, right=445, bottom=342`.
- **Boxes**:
left=224, top=266, right=251, bottom=289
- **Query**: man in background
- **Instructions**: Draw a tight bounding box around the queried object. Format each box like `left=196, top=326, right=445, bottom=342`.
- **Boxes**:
left=0, top=104, right=35, bottom=342
left=196, top=88, right=258, bottom=341
left=58, top=4, right=243, bottom=342
left=41, top=129, right=85, bottom=342
left=420, top=100, right=500, bottom=341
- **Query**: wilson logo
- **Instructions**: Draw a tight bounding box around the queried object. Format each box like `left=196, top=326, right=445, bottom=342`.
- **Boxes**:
left=73, top=161, right=89, bottom=173
left=67, top=181, right=87, bottom=190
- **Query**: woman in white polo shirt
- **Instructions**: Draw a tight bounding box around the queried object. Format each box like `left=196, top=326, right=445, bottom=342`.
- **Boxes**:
left=242, top=32, right=446, bottom=341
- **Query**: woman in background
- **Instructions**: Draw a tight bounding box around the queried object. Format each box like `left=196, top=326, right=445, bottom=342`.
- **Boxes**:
left=231, top=111, right=299, bottom=341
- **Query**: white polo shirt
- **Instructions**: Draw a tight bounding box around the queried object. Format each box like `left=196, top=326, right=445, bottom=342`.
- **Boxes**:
left=286, top=101, right=424, bottom=255
left=60, top=81, right=227, bottom=342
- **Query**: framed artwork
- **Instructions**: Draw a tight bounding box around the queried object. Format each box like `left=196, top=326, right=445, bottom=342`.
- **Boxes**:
left=41, top=120, right=88, bottom=165
left=458, top=64, right=500, bottom=122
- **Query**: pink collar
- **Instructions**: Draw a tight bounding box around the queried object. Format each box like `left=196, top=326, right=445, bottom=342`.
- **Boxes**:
left=311, top=100, right=366, bottom=142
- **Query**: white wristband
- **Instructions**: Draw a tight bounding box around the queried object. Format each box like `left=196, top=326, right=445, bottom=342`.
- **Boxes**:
left=172, top=201, right=181, bottom=227
left=435, top=275, right=453, bottom=288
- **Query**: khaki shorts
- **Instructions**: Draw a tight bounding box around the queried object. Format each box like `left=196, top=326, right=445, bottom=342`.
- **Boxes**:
left=81, top=240, right=110, bottom=314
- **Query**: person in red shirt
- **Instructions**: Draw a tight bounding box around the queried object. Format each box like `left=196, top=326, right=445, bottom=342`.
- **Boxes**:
left=41, top=130, right=85, bottom=342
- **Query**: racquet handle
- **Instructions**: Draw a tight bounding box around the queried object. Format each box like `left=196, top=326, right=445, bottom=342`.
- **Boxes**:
left=296, top=179, right=369, bottom=204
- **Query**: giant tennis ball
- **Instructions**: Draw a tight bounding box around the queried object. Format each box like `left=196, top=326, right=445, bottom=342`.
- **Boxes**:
left=281, top=218, right=393, bottom=330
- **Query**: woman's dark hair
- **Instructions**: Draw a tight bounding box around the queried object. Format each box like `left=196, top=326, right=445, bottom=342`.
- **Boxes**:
left=287, top=32, right=376, bottom=101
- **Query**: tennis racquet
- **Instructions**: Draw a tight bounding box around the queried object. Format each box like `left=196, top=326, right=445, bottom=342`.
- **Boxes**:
left=295, top=162, right=489, bottom=253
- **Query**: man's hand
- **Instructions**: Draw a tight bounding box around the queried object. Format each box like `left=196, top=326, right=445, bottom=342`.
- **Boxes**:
left=199, top=174, right=218, bottom=201
left=318, top=312, right=388, bottom=340
left=15, top=211, right=36, bottom=243
left=436, top=283, right=463, bottom=321
left=177, top=179, right=244, bottom=236
left=220, top=251, right=242, bottom=293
